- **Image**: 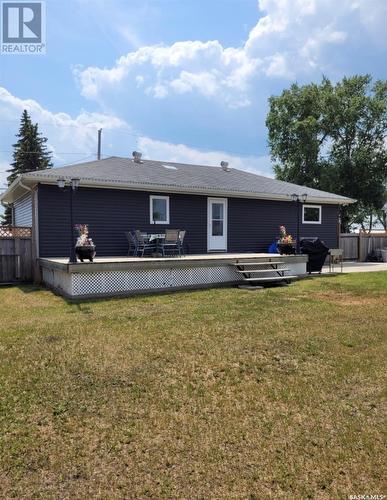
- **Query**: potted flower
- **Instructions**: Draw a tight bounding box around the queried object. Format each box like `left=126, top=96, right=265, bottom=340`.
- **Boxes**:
left=277, top=225, right=296, bottom=255
left=75, top=224, right=96, bottom=262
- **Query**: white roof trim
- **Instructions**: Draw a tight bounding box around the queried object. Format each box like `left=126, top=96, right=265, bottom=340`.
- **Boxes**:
left=0, top=173, right=356, bottom=205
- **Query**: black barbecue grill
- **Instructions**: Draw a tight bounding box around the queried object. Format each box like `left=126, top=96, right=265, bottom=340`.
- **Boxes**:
left=300, top=238, right=329, bottom=273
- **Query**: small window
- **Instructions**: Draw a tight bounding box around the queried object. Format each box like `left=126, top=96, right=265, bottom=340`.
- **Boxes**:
left=302, top=204, right=322, bottom=224
left=150, top=195, right=169, bottom=224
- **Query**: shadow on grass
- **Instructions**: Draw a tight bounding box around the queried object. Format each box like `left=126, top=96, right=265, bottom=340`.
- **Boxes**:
left=61, top=286, right=222, bottom=306
left=6, top=273, right=353, bottom=306
left=17, top=284, right=44, bottom=294
left=0, top=283, right=43, bottom=294
left=59, top=281, right=304, bottom=306
left=303, top=272, right=343, bottom=279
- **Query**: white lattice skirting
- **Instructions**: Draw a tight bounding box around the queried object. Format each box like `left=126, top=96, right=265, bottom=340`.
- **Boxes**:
left=42, top=265, right=244, bottom=298
left=41, top=258, right=307, bottom=299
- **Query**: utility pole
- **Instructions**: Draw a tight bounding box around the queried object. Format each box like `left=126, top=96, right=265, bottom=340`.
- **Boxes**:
left=97, top=128, right=102, bottom=160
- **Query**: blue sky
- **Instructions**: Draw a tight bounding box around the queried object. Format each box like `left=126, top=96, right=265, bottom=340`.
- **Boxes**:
left=1, top=0, right=387, bottom=193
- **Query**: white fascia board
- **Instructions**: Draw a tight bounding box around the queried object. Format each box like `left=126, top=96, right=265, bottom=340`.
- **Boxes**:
left=1, top=174, right=356, bottom=206
left=0, top=175, right=29, bottom=204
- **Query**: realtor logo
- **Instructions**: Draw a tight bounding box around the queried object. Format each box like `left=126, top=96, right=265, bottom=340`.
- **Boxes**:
left=1, top=1, right=46, bottom=54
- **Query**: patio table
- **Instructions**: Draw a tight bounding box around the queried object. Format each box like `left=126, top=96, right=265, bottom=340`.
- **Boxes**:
left=148, top=233, right=165, bottom=241
left=144, top=233, right=165, bottom=257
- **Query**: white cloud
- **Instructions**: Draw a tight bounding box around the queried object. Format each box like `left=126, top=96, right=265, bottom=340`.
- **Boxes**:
left=135, top=75, right=144, bottom=87
left=245, top=0, right=316, bottom=50
left=137, top=136, right=273, bottom=177
left=170, top=71, right=219, bottom=97
left=0, top=87, right=128, bottom=166
left=351, top=0, right=387, bottom=46
left=73, top=0, right=383, bottom=107
left=0, top=87, right=274, bottom=183
left=74, top=40, right=246, bottom=104
left=150, top=84, right=168, bottom=99
left=265, top=53, right=292, bottom=77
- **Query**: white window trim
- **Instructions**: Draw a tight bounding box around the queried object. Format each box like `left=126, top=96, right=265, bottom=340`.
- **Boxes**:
left=149, top=195, right=170, bottom=224
left=302, top=204, right=322, bottom=224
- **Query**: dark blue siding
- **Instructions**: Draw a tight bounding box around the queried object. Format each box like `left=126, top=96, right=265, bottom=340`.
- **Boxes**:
left=38, top=184, right=339, bottom=257
left=228, top=198, right=339, bottom=252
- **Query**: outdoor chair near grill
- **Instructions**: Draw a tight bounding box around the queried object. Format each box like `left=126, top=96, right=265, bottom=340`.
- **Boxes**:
left=159, top=229, right=181, bottom=257
left=125, top=231, right=138, bottom=256
left=178, top=230, right=186, bottom=256
left=135, top=230, right=157, bottom=257
left=329, top=248, right=343, bottom=273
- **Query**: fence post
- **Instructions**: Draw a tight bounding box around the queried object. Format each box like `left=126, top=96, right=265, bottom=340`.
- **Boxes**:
left=360, top=231, right=366, bottom=262
left=14, top=237, right=21, bottom=279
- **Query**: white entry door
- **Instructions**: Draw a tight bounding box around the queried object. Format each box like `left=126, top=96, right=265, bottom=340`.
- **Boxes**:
left=207, top=198, right=228, bottom=251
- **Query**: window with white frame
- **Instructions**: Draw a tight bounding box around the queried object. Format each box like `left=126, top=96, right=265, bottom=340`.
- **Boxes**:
left=150, top=195, right=170, bottom=224
left=302, top=204, right=322, bottom=224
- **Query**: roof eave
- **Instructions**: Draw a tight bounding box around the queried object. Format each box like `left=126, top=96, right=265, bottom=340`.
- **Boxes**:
left=1, top=174, right=356, bottom=205
left=0, top=175, right=31, bottom=204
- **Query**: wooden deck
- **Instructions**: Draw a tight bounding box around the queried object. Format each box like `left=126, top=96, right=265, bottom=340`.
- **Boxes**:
left=42, top=252, right=294, bottom=264
left=39, top=253, right=308, bottom=299
left=40, top=253, right=307, bottom=270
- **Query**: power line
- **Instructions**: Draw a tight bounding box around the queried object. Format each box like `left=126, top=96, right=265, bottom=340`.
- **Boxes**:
left=0, top=129, right=266, bottom=160
left=0, top=119, right=264, bottom=158
left=0, top=150, right=96, bottom=155
left=0, top=118, right=140, bottom=136
left=1, top=127, right=267, bottom=159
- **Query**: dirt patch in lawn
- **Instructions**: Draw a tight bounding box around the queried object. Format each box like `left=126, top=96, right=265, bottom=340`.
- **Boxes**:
left=311, top=291, right=383, bottom=306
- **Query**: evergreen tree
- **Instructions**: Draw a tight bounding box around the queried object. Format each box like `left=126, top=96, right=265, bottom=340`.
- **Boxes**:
left=1, top=110, right=53, bottom=225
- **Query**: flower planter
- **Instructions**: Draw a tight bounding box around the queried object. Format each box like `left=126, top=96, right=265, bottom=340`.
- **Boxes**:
left=277, top=243, right=296, bottom=255
left=75, top=245, right=96, bottom=262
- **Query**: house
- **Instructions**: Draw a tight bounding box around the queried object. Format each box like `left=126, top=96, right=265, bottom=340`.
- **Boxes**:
left=0, top=154, right=354, bottom=298
left=1, top=154, right=353, bottom=258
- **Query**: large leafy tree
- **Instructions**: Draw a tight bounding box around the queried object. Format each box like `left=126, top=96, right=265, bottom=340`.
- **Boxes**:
left=266, top=75, right=387, bottom=231
left=1, top=110, right=53, bottom=225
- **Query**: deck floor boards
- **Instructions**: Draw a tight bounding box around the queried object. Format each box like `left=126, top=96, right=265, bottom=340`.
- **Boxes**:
left=41, top=253, right=295, bottom=265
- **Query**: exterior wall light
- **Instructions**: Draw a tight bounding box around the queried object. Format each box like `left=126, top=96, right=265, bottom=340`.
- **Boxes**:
left=290, top=193, right=308, bottom=254
left=56, top=177, right=81, bottom=263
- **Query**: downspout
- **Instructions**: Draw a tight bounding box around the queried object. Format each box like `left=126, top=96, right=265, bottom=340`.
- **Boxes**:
left=16, top=179, right=33, bottom=227
left=2, top=178, right=33, bottom=224
left=18, top=179, right=41, bottom=282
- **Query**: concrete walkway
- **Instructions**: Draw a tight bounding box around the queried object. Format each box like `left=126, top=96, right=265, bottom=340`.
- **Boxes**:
left=322, top=261, right=387, bottom=274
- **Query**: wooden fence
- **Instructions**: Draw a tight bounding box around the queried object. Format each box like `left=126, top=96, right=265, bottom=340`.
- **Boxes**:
left=339, top=233, right=359, bottom=260
left=0, top=226, right=32, bottom=283
left=339, top=232, right=387, bottom=261
left=359, top=232, right=387, bottom=262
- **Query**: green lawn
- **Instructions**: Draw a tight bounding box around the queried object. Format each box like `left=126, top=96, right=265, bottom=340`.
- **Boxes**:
left=0, top=273, right=386, bottom=498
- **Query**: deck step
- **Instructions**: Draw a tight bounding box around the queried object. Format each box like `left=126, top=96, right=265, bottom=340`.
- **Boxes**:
left=236, top=268, right=290, bottom=274
left=242, top=275, right=298, bottom=282
left=235, top=261, right=285, bottom=266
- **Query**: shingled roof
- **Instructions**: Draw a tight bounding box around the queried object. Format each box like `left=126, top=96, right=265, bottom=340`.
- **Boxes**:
left=1, top=156, right=355, bottom=205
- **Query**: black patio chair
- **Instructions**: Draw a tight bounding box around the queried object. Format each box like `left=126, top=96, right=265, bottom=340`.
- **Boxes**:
left=178, top=230, right=186, bottom=256
left=135, top=230, right=157, bottom=257
left=159, top=229, right=180, bottom=257
left=125, top=231, right=138, bottom=256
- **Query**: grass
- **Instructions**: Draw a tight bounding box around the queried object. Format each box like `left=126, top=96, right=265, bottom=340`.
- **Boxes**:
left=0, top=273, right=386, bottom=499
